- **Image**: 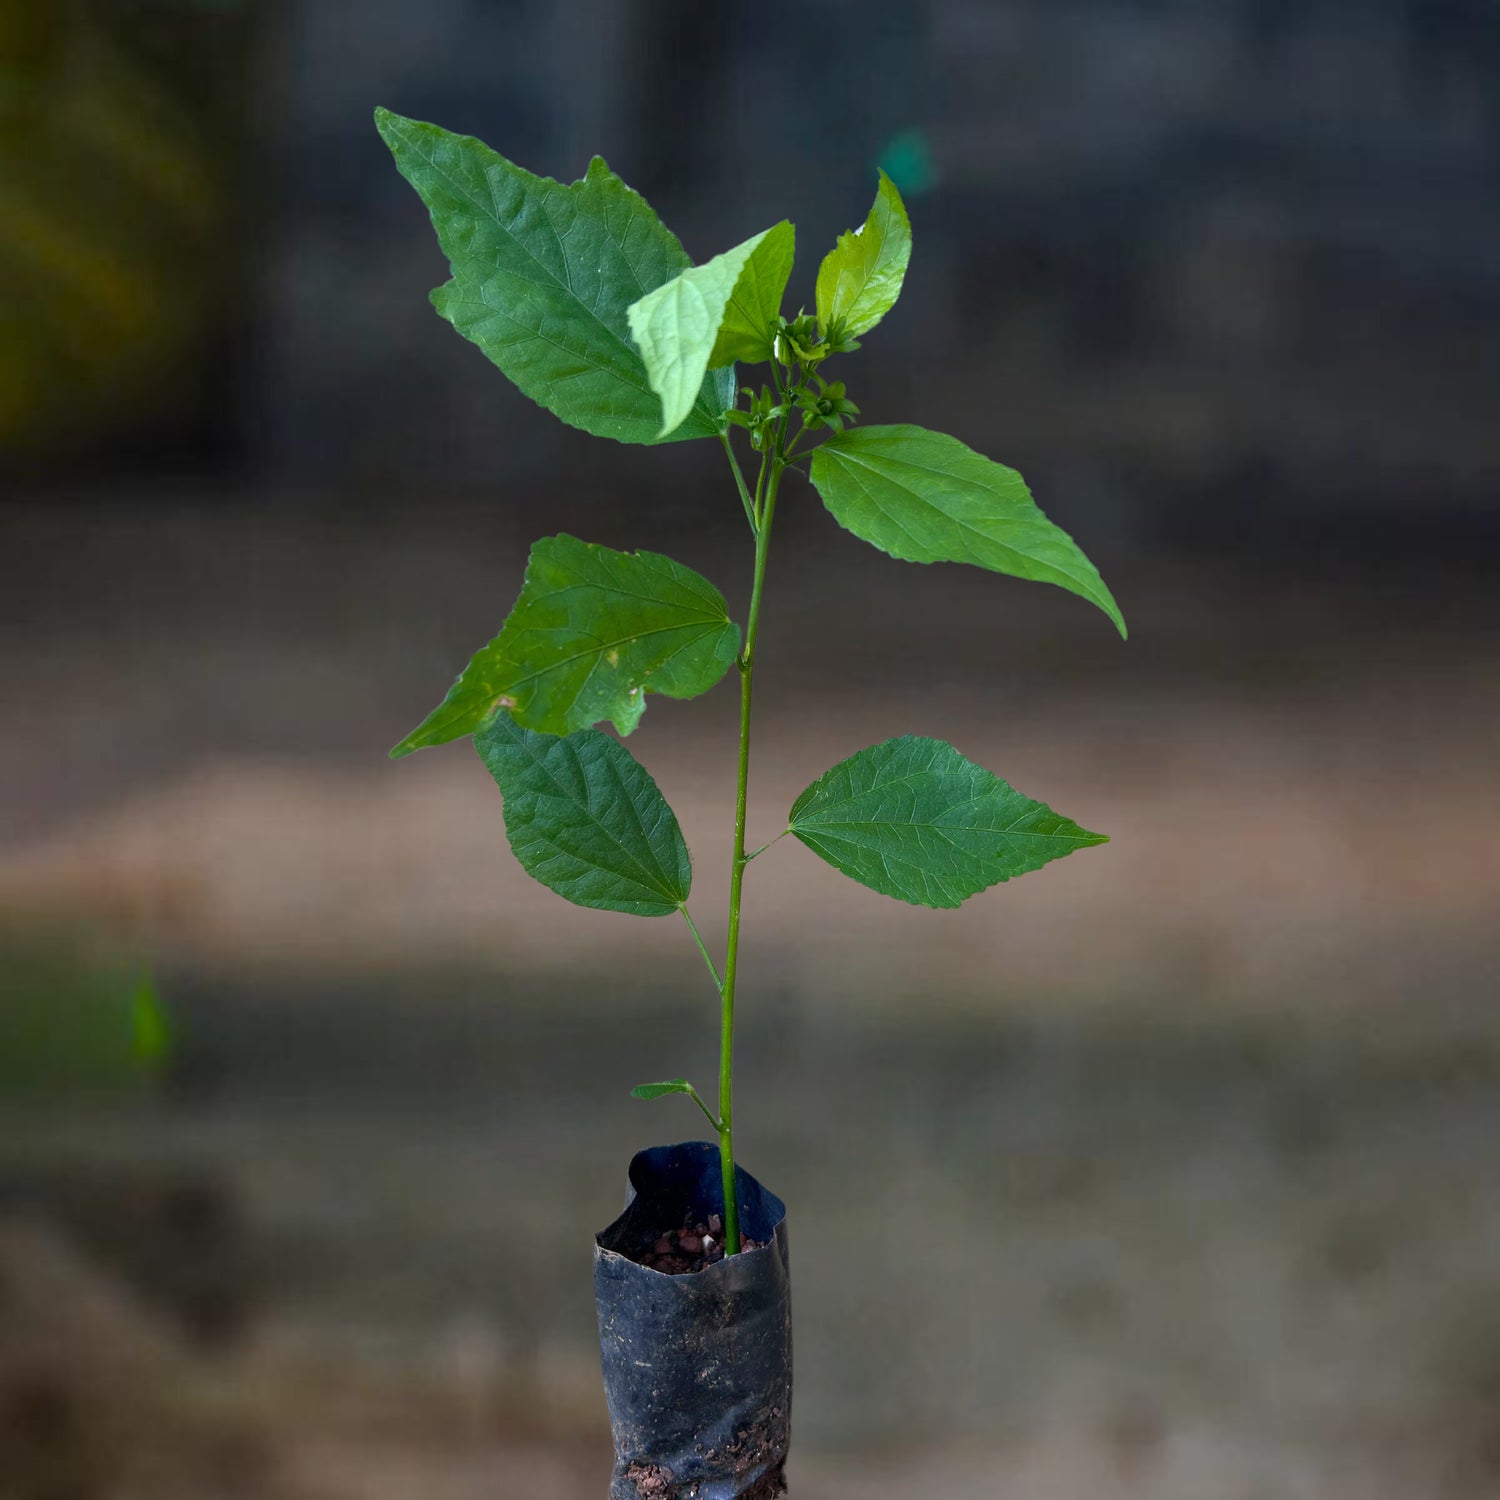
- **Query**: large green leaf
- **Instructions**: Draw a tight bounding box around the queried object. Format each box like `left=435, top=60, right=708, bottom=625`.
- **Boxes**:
left=788, top=735, right=1107, bottom=908
left=627, top=221, right=794, bottom=436
left=814, top=171, right=911, bottom=339
left=809, top=424, right=1126, bottom=637
left=375, top=108, right=734, bottom=444
left=392, top=535, right=739, bottom=756
left=476, top=713, right=691, bottom=916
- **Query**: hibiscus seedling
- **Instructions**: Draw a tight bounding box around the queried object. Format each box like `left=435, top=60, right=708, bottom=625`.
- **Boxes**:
left=375, top=109, right=1125, bottom=1262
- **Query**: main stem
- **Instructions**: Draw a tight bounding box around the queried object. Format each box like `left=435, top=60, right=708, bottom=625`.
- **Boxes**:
left=717, top=433, right=789, bottom=1256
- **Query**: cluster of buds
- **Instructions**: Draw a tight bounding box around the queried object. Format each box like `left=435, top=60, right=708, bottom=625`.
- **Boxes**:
left=770, top=312, right=862, bottom=371
left=794, top=375, right=859, bottom=434
left=725, top=384, right=784, bottom=451
left=726, top=313, right=862, bottom=445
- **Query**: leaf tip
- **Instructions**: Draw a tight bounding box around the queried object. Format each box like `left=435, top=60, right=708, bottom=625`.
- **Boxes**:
left=875, top=167, right=911, bottom=222
left=372, top=105, right=407, bottom=147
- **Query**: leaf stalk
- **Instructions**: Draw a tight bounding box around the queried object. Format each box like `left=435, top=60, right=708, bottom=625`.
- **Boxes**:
left=719, top=434, right=759, bottom=535
left=684, top=1082, right=722, bottom=1133
left=679, top=905, right=723, bottom=993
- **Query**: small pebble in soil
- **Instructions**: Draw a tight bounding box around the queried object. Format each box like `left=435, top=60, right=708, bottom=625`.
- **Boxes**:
left=632, top=1212, right=768, bottom=1274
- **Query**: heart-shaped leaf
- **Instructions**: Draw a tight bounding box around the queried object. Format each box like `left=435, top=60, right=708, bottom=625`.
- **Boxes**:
left=476, top=712, right=691, bottom=917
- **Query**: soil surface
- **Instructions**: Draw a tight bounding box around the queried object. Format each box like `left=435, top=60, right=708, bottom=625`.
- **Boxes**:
left=628, top=1212, right=767, bottom=1275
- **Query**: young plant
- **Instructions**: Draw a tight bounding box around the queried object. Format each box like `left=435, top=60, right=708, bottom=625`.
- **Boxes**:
left=377, top=110, right=1125, bottom=1258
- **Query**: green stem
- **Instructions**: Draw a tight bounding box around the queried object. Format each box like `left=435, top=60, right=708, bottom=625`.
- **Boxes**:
left=679, top=905, right=723, bottom=994
left=716, top=426, right=790, bottom=1255
left=749, top=437, right=770, bottom=527
left=768, top=356, right=786, bottom=403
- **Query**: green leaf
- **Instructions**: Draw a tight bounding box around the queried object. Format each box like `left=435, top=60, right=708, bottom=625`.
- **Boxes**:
left=631, top=1079, right=719, bottom=1129
left=809, top=424, right=1126, bottom=637
left=392, top=536, right=739, bottom=756
left=627, top=221, right=795, bottom=437
left=475, top=712, right=691, bottom=917
left=788, top=735, right=1107, bottom=908
left=814, top=170, right=911, bottom=339
left=375, top=108, right=734, bottom=445
left=630, top=1080, right=696, bottom=1100
left=709, top=221, right=795, bottom=367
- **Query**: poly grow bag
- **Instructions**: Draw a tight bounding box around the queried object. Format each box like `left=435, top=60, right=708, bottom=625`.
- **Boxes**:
left=594, top=1141, right=792, bottom=1499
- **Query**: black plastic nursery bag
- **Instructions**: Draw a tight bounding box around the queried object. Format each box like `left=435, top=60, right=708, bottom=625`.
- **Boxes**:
left=594, top=1141, right=792, bottom=1499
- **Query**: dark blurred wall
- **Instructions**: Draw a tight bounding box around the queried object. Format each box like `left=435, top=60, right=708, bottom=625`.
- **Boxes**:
left=254, top=0, right=935, bottom=507
left=4, top=0, right=1498, bottom=561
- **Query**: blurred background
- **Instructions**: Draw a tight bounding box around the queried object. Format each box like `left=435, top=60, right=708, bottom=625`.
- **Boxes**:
left=2, top=1, right=1498, bottom=1495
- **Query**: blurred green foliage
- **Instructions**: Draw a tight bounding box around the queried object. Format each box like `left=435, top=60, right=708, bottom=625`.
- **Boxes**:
left=0, top=936, right=172, bottom=1097
left=0, top=1, right=246, bottom=454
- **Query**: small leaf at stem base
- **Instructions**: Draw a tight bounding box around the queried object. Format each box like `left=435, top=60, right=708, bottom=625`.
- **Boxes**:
left=631, top=1080, right=696, bottom=1100
left=632, top=1079, right=719, bottom=1131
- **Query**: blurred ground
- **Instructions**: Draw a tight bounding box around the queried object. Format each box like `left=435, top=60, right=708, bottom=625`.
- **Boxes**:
left=2, top=500, right=1494, bottom=1012
left=2, top=501, right=1498, bottom=1496
left=8, top=995, right=1500, bottom=1498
